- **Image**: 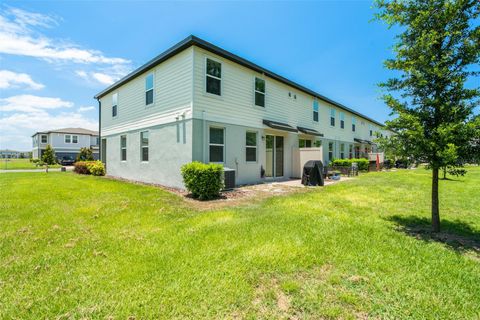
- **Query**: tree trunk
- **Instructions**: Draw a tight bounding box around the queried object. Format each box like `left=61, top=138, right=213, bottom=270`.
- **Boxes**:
left=431, top=167, right=440, bottom=232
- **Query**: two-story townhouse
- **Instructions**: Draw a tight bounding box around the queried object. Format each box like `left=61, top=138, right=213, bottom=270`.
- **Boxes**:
left=95, top=36, right=389, bottom=188
left=32, top=128, right=99, bottom=160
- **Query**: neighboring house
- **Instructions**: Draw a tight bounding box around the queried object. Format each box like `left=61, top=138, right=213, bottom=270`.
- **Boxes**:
left=32, top=128, right=99, bottom=160
left=0, top=149, right=30, bottom=159
left=95, top=35, right=391, bottom=188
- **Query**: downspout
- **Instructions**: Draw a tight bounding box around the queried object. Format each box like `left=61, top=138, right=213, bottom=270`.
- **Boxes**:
left=97, top=98, right=101, bottom=162
left=202, top=110, right=206, bottom=163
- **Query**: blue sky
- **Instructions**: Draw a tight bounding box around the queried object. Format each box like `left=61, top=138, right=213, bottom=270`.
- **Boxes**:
left=1, top=1, right=400, bottom=151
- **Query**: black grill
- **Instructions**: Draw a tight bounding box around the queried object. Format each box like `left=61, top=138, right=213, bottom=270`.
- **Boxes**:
left=223, top=168, right=236, bottom=190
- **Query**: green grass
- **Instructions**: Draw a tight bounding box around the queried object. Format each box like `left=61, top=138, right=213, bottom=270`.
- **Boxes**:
left=0, top=158, right=61, bottom=170
left=0, top=168, right=479, bottom=319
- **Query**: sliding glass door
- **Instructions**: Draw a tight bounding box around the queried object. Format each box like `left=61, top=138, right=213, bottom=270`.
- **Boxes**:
left=265, top=135, right=284, bottom=178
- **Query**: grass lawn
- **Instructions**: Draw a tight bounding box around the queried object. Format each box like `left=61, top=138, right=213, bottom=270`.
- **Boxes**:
left=0, top=168, right=479, bottom=319
left=0, top=158, right=61, bottom=170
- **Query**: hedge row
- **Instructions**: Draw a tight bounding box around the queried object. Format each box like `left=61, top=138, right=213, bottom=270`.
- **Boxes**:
left=74, top=161, right=105, bottom=176
left=331, top=158, right=369, bottom=171
left=181, top=161, right=224, bottom=200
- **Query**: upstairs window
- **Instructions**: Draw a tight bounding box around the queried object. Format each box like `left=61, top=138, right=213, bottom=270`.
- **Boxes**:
left=340, top=112, right=345, bottom=129
left=330, top=109, right=336, bottom=127
left=145, top=73, right=154, bottom=106
left=352, top=117, right=356, bottom=132
left=245, top=131, right=257, bottom=162
left=313, top=100, right=319, bottom=122
left=65, top=135, right=71, bottom=143
left=112, top=93, right=118, bottom=117
left=41, top=135, right=47, bottom=144
left=72, top=135, right=78, bottom=143
left=209, top=127, right=224, bottom=162
left=140, top=131, right=149, bottom=162
left=254, top=78, right=265, bottom=107
left=299, top=139, right=312, bottom=148
left=206, top=58, right=221, bottom=96
left=120, top=135, right=127, bottom=161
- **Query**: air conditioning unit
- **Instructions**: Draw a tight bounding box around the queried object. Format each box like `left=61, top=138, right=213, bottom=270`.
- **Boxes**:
left=223, top=168, right=236, bottom=190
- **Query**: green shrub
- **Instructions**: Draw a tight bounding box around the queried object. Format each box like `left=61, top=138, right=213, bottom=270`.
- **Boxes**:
left=181, top=161, right=224, bottom=200
left=331, top=158, right=369, bottom=171
left=74, top=161, right=105, bottom=176
left=86, top=161, right=106, bottom=176
left=76, top=147, right=95, bottom=161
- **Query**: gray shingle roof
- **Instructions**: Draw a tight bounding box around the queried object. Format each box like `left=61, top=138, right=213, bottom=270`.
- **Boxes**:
left=33, top=128, right=99, bottom=137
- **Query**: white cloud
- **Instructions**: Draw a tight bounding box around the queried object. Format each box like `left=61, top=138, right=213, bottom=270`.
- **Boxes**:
left=0, top=70, right=44, bottom=90
left=78, top=106, right=95, bottom=112
left=0, top=7, right=130, bottom=65
left=0, top=94, right=73, bottom=113
left=92, top=72, right=115, bottom=85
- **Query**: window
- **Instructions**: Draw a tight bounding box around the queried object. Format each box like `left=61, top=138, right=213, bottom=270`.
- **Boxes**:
left=65, top=135, right=71, bottom=143
left=145, top=73, right=154, bottom=106
left=299, top=139, right=312, bottom=148
left=313, top=100, right=319, bottom=122
left=41, top=135, right=47, bottom=143
left=340, top=143, right=345, bottom=159
left=330, top=108, right=336, bottom=126
left=209, top=127, right=224, bottom=162
left=340, top=112, right=345, bottom=129
left=140, top=131, right=149, bottom=162
left=112, top=93, right=118, bottom=117
left=120, top=135, right=127, bottom=161
left=352, top=117, right=356, bottom=132
left=328, top=142, right=334, bottom=161
left=206, top=58, right=221, bottom=95
left=349, top=144, right=353, bottom=159
left=246, top=131, right=257, bottom=162
left=72, top=135, right=78, bottom=143
left=254, top=78, right=265, bottom=107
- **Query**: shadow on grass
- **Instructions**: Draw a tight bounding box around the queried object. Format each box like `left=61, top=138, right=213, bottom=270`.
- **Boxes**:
left=387, top=215, right=480, bottom=254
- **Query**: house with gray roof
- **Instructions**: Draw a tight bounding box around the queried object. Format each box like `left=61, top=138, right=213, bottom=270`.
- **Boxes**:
left=32, top=128, right=99, bottom=161
left=95, top=35, right=390, bottom=188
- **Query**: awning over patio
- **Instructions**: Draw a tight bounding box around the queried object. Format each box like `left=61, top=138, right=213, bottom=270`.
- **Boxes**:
left=263, top=119, right=298, bottom=133
left=297, top=126, right=324, bottom=137
left=354, top=138, right=373, bottom=144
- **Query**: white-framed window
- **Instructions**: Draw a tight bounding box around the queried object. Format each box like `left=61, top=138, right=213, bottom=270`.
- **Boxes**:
left=209, top=127, right=224, bottom=162
left=112, top=93, right=118, bottom=117
left=340, top=112, right=345, bottom=129
left=72, top=135, right=78, bottom=143
left=330, top=108, right=336, bottom=127
left=313, top=100, right=319, bottom=122
left=352, top=117, right=357, bottom=132
left=254, top=77, right=265, bottom=107
left=299, top=139, right=312, bottom=148
left=65, top=134, right=71, bottom=143
left=206, top=58, right=221, bottom=96
left=245, top=131, right=257, bottom=162
left=120, top=135, right=127, bottom=161
left=340, top=143, right=345, bottom=159
left=145, top=73, right=154, bottom=106
left=349, top=144, right=353, bottom=159
left=328, top=142, right=334, bottom=161
left=140, top=131, right=149, bottom=162
left=41, top=134, right=47, bottom=144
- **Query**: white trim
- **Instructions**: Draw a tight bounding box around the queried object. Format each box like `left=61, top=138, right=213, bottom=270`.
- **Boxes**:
left=64, top=134, right=71, bottom=144
left=120, top=134, right=127, bottom=161
left=72, top=135, right=78, bottom=144
left=112, top=93, right=118, bottom=118
left=208, top=126, right=225, bottom=163
left=245, top=130, right=258, bottom=163
left=140, top=131, right=149, bottom=162
left=254, top=77, right=266, bottom=108
left=101, top=106, right=191, bottom=136
left=145, top=72, right=155, bottom=107
left=205, top=56, right=222, bottom=97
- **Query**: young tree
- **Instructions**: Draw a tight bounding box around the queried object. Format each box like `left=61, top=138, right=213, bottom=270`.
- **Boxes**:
left=41, top=144, right=57, bottom=165
left=76, top=147, right=94, bottom=161
left=375, top=0, right=480, bottom=232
